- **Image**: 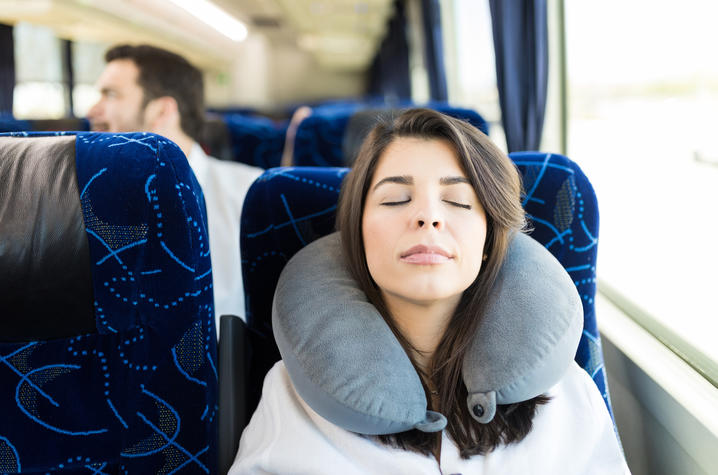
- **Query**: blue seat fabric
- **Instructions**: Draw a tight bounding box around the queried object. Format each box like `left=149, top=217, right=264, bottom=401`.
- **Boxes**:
left=292, top=104, right=489, bottom=168
left=0, top=132, right=217, bottom=474
left=0, top=117, right=31, bottom=132
left=0, top=118, right=90, bottom=133
left=223, top=114, right=286, bottom=168
left=240, top=152, right=611, bottom=419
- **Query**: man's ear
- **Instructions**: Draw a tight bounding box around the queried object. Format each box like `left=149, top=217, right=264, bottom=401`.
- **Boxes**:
left=143, top=96, right=180, bottom=132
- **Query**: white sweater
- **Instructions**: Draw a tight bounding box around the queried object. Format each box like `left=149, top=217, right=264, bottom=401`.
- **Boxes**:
left=230, top=361, right=630, bottom=474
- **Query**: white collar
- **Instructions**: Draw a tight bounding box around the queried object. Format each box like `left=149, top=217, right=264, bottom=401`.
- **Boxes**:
left=186, top=142, right=209, bottom=180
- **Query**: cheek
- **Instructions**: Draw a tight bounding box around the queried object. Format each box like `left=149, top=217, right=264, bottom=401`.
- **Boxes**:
left=362, top=215, right=383, bottom=268
left=457, top=216, right=488, bottom=277
left=106, top=103, right=123, bottom=122
left=362, top=210, right=397, bottom=283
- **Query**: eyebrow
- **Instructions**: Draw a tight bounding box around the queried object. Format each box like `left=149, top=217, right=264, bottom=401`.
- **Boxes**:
left=439, top=176, right=470, bottom=186
left=372, top=175, right=412, bottom=190
left=372, top=175, right=470, bottom=191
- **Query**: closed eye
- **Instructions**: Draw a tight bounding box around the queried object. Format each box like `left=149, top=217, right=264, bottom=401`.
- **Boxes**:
left=443, top=200, right=471, bottom=210
left=381, top=199, right=411, bottom=206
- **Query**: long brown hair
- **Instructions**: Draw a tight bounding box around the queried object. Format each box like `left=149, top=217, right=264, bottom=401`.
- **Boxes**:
left=336, top=108, right=549, bottom=458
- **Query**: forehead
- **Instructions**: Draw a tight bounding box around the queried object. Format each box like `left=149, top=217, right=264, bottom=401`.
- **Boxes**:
left=370, top=137, right=465, bottom=184
left=97, top=59, right=141, bottom=90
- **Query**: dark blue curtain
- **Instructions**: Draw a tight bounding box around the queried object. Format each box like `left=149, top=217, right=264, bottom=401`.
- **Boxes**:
left=62, top=39, right=75, bottom=117
left=368, top=0, right=411, bottom=103
left=421, top=0, right=448, bottom=101
left=0, top=23, right=15, bottom=116
left=489, top=0, right=548, bottom=152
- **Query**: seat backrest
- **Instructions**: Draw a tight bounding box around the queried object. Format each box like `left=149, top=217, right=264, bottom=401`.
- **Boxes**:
left=293, top=104, right=489, bottom=168
left=223, top=114, right=286, bottom=168
left=0, top=116, right=31, bottom=132
left=31, top=118, right=91, bottom=132
left=0, top=131, right=217, bottom=473
left=199, top=115, right=234, bottom=162
left=241, top=152, right=611, bottom=420
left=240, top=167, right=347, bottom=412
left=0, top=118, right=90, bottom=133
left=511, top=152, right=609, bottom=414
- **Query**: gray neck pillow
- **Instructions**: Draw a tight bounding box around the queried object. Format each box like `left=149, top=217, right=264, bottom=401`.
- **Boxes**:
left=272, top=232, right=582, bottom=435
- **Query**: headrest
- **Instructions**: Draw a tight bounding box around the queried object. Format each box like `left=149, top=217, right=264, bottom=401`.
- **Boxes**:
left=273, top=231, right=582, bottom=434
left=31, top=118, right=90, bottom=132
left=199, top=115, right=233, bottom=162
left=73, top=132, right=214, bottom=340
left=0, top=132, right=214, bottom=344
left=342, top=109, right=396, bottom=166
left=0, top=135, right=95, bottom=341
left=223, top=114, right=285, bottom=168
left=296, top=105, right=489, bottom=168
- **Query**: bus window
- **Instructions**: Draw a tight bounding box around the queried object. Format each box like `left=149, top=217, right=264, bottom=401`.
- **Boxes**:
left=440, top=0, right=505, bottom=150
left=566, top=0, right=718, bottom=382
left=71, top=40, right=107, bottom=117
left=444, top=0, right=718, bottom=385
left=13, top=22, right=66, bottom=118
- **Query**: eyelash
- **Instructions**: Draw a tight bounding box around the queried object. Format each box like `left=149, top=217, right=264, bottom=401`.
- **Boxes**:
left=445, top=200, right=472, bottom=210
left=380, top=199, right=471, bottom=210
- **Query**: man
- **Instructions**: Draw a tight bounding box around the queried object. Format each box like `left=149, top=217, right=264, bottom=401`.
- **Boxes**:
left=88, top=44, right=263, bottom=331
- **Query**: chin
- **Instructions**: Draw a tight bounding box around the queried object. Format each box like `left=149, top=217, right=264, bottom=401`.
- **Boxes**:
left=394, top=282, right=460, bottom=303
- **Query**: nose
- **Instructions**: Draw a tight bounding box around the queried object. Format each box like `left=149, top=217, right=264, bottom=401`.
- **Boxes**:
left=417, top=218, right=441, bottom=229
left=87, top=99, right=102, bottom=120
left=414, top=199, right=443, bottom=230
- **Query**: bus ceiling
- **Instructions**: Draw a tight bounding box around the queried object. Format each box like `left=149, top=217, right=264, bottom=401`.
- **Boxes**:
left=0, top=0, right=395, bottom=73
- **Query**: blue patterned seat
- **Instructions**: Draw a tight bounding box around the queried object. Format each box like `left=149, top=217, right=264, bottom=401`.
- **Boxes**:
left=292, top=104, right=489, bottom=167
left=0, top=117, right=31, bottom=132
left=223, top=114, right=286, bottom=169
left=0, top=118, right=90, bottom=133
left=0, top=131, right=217, bottom=474
left=240, top=152, right=612, bottom=422
left=512, top=152, right=609, bottom=414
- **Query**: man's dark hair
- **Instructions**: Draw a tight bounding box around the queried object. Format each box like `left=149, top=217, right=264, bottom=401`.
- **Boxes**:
left=106, top=44, right=204, bottom=141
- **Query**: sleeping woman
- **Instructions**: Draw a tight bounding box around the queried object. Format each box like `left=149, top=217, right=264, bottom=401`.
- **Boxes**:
left=230, top=108, right=629, bottom=474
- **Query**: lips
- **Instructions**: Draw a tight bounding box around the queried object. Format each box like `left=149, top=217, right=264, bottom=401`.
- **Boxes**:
left=400, top=244, right=453, bottom=265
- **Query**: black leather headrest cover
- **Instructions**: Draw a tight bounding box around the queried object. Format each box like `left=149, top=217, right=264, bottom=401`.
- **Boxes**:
left=30, top=118, right=88, bottom=132
left=342, top=109, right=399, bottom=166
left=0, top=136, right=95, bottom=342
left=200, top=115, right=234, bottom=162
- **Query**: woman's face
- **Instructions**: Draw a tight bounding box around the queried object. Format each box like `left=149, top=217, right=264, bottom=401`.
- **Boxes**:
left=362, top=137, right=487, bottom=308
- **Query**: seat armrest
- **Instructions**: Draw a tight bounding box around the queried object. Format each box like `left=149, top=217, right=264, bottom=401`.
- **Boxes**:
left=218, top=314, right=247, bottom=474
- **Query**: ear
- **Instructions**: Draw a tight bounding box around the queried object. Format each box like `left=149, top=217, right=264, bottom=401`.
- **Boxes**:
left=143, top=96, right=180, bottom=132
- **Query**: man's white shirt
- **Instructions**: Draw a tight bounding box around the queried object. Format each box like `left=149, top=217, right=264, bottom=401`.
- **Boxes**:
left=187, top=143, right=263, bottom=333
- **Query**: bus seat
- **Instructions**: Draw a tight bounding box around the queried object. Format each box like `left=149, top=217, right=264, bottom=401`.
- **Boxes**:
left=30, top=118, right=91, bottom=132
left=293, top=104, right=489, bottom=168
left=238, top=151, right=611, bottom=426
left=292, top=109, right=354, bottom=167
left=512, top=152, right=611, bottom=416
left=223, top=114, right=286, bottom=169
left=232, top=167, right=347, bottom=455
left=199, top=114, right=234, bottom=162
left=0, top=131, right=217, bottom=474
left=429, top=103, right=489, bottom=135
left=0, top=118, right=90, bottom=134
left=0, top=116, right=31, bottom=132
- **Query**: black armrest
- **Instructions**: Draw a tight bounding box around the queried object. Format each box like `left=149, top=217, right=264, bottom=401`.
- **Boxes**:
left=218, top=314, right=247, bottom=475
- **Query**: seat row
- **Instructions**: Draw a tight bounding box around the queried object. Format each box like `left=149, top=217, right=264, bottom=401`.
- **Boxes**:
left=1, top=102, right=488, bottom=169
left=0, top=127, right=606, bottom=473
